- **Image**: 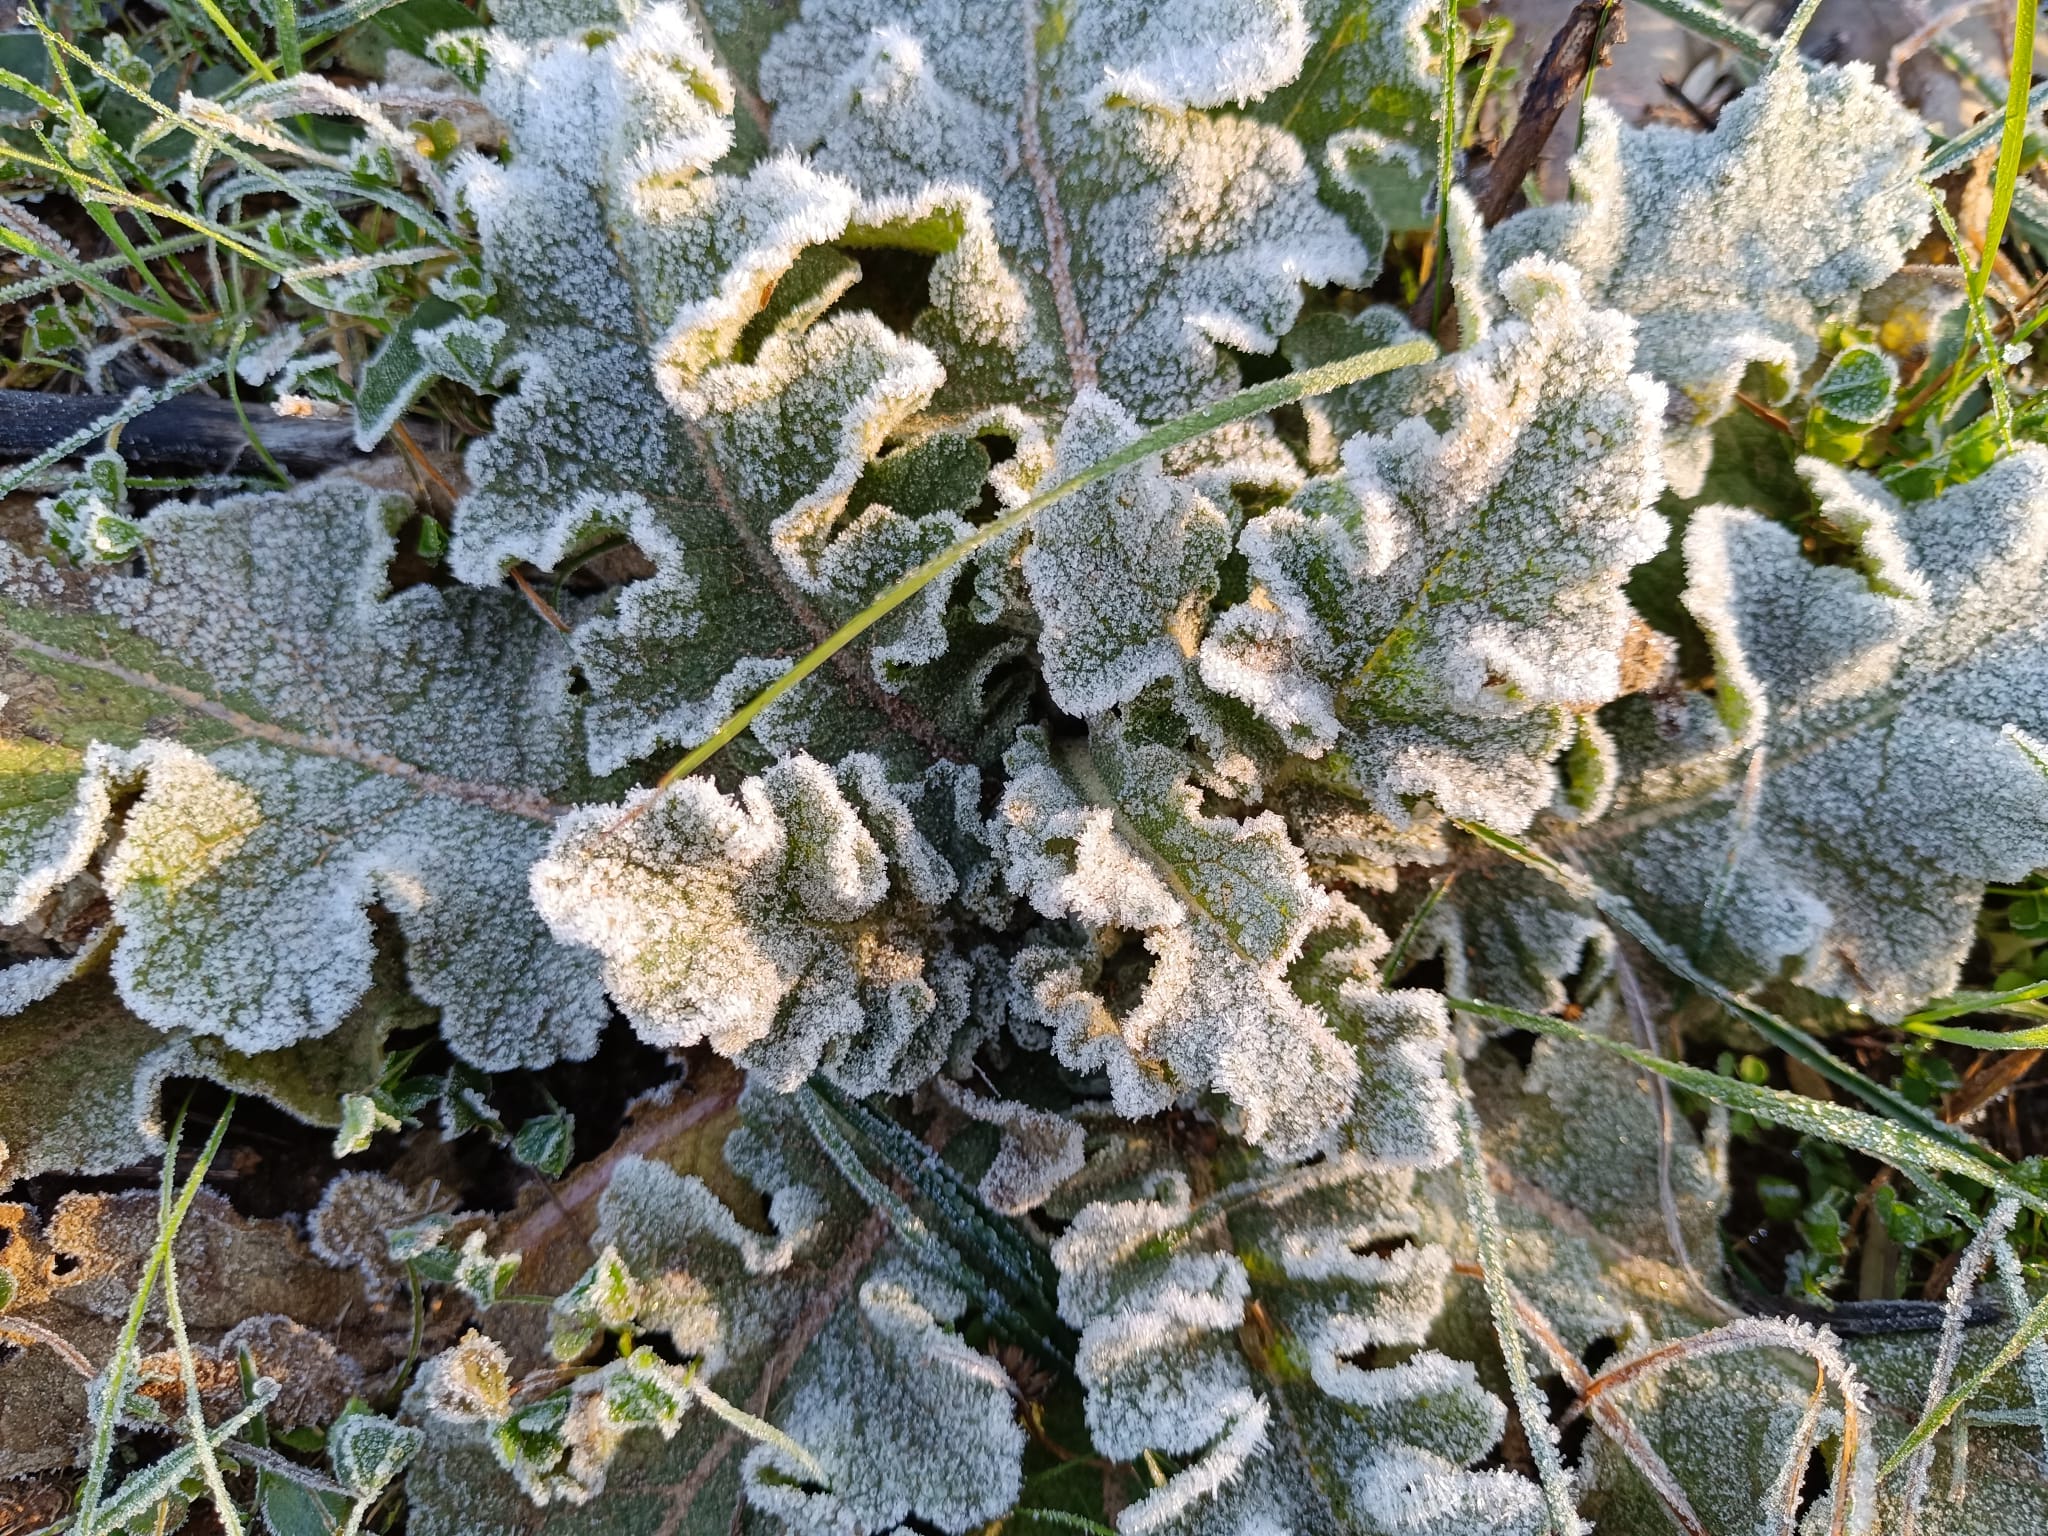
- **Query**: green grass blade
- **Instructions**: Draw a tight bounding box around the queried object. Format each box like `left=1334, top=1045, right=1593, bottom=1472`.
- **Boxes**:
left=1905, top=977, right=2048, bottom=1027
left=1971, top=0, right=2038, bottom=307
left=1631, top=0, right=1772, bottom=63
left=0, top=223, right=189, bottom=323
left=1880, top=1284, right=2048, bottom=1479
left=73, top=1098, right=236, bottom=1536
left=1926, top=77, right=2048, bottom=181
left=1448, top=995, right=2035, bottom=1213
left=190, top=0, right=280, bottom=80
left=1430, top=0, right=1457, bottom=333
left=273, top=0, right=304, bottom=75
left=646, top=337, right=1435, bottom=791
left=1449, top=818, right=1977, bottom=1154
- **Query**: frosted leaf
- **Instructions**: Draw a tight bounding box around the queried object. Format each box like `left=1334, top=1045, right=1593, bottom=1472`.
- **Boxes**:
left=995, top=722, right=1455, bottom=1164
left=311, top=1171, right=426, bottom=1306
left=929, top=1078, right=1086, bottom=1215
left=739, top=1263, right=1024, bottom=1534
left=1199, top=257, right=1667, bottom=835
left=532, top=753, right=987, bottom=1095
left=1022, top=390, right=1230, bottom=718
left=758, top=0, right=1371, bottom=421
left=1052, top=1163, right=1544, bottom=1534
left=449, top=5, right=1023, bottom=777
left=578, top=1148, right=831, bottom=1374
left=1491, top=59, right=1928, bottom=496
left=425, top=1330, right=514, bottom=1423
left=0, top=481, right=606, bottom=1067
left=1578, top=450, right=2048, bottom=1020
left=997, top=723, right=1345, bottom=1158
left=1, top=952, right=399, bottom=1193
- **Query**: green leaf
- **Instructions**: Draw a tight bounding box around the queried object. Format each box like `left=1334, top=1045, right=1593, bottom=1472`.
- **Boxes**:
left=511, top=1110, right=575, bottom=1177
left=1, top=480, right=607, bottom=1070
left=1492, top=56, right=1928, bottom=494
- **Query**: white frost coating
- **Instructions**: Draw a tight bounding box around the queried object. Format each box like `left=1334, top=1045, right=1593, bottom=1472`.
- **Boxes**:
left=0, top=483, right=606, bottom=1067
left=1052, top=1164, right=1543, bottom=1534
left=1491, top=61, right=1928, bottom=496
left=741, top=1263, right=1024, bottom=1534
left=930, top=1078, right=1086, bottom=1214
left=1022, top=390, right=1231, bottom=718
left=759, top=0, right=1369, bottom=419
left=533, top=753, right=983, bottom=1095
left=1594, top=449, right=2048, bottom=1021
left=1200, top=257, right=1667, bottom=834
left=585, top=1152, right=829, bottom=1372
left=997, top=720, right=1458, bottom=1165
left=448, top=5, right=1008, bottom=774
left=996, top=724, right=1361, bottom=1159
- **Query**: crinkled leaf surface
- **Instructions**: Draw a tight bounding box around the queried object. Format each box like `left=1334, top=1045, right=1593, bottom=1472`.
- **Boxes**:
left=0, top=479, right=605, bottom=1067
left=1052, top=1157, right=1545, bottom=1534
left=758, top=0, right=1377, bottom=425
left=450, top=3, right=1035, bottom=779
left=1198, top=258, right=1667, bottom=835
left=995, top=721, right=1455, bottom=1163
left=532, top=752, right=991, bottom=1094
left=1573, top=451, right=2048, bottom=1021
left=1491, top=59, right=1928, bottom=496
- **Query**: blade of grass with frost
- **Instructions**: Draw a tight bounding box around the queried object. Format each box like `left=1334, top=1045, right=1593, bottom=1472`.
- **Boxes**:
left=3, top=142, right=282, bottom=269
left=164, top=1249, right=243, bottom=1534
left=1448, top=1051, right=1584, bottom=1536
left=1451, top=818, right=1974, bottom=1150
left=84, top=1382, right=279, bottom=1534
left=72, top=1098, right=236, bottom=1536
left=1430, top=0, right=1458, bottom=333
left=1381, top=872, right=1455, bottom=984
left=798, top=1084, right=1071, bottom=1360
left=1631, top=0, right=1774, bottom=62
left=0, top=218, right=189, bottom=324
left=693, top=1379, right=827, bottom=1485
left=637, top=338, right=1435, bottom=796
left=0, top=359, right=228, bottom=497
left=1447, top=996, right=2038, bottom=1215
left=1881, top=1284, right=2048, bottom=1480
left=1927, top=191, right=2015, bottom=444
left=30, top=16, right=333, bottom=201
left=0, top=230, right=208, bottom=307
